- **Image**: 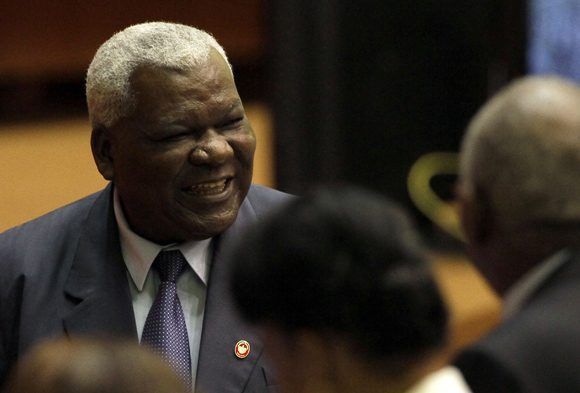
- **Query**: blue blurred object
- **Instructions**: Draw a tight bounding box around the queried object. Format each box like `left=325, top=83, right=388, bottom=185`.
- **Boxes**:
left=529, top=0, right=580, bottom=82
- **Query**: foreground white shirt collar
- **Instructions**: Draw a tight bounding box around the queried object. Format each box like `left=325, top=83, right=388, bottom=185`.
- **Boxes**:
left=407, top=366, right=472, bottom=393
left=503, top=248, right=570, bottom=319
left=113, top=189, right=212, bottom=290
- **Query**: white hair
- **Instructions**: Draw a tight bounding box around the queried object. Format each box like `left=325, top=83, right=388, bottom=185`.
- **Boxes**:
left=459, top=76, right=580, bottom=229
left=86, top=22, right=230, bottom=128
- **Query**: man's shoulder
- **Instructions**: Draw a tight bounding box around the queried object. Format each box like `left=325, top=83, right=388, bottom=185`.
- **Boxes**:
left=455, top=271, right=580, bottom=393
left=0, top=188, right=107, bottom=249
left=454, top=341, right=522, bottom=393
left=472, top=251, right=580, bottom=348
left=459, top=282, right=580, bottom=359
left=246, top=184, right=294, bottom=217
left=454, top=311, right=545, bottom=393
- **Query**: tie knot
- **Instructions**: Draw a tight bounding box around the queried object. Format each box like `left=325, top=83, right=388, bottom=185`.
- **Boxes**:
left=153, top=250, right=187, bottom=283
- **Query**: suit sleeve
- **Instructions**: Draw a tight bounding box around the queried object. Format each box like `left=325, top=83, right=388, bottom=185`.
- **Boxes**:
left=0, top=253, right=24, bottom=387
left=454, top=348, right=523, bottom=393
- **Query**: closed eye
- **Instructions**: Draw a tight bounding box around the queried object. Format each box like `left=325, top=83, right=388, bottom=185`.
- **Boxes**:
left=218, top=117, right=244, bottom=129
left=156, top=131, right=192, bottom=142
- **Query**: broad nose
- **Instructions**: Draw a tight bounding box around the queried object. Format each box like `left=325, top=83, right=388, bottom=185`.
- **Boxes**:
left=189, top=129, right=233, bottom=166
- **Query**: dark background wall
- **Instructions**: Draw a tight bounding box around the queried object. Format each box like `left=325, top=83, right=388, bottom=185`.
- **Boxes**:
left=270, top=0, right=525, bottom=203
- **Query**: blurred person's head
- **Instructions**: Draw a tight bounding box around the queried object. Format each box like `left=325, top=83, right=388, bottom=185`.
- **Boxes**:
left=4, top=337, right=188, bottom=393
left=86, top=22, right=256, bottom=244
left=457, top=76, right=580, bottom=294
left=230, top=186, right=448, bottom=393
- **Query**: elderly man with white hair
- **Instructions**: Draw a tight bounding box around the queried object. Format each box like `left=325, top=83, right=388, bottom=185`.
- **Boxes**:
left=454, top=76, right=580, bottom=393
left=0, top=22, right=290, bottom=393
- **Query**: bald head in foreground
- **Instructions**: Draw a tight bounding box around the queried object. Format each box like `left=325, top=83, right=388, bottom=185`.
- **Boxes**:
left=0, top=22, right=291, bottom=393
left=454, top=76, right=580, bottom=393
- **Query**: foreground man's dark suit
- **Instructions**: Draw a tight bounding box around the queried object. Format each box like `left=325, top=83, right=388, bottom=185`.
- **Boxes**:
left=0, top=184, right=290, bottom=393
left=455, top=249, right=580, bottom=393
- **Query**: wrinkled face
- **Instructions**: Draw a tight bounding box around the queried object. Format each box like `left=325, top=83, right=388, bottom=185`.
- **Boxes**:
left=98, top=50, right=256, bottom=244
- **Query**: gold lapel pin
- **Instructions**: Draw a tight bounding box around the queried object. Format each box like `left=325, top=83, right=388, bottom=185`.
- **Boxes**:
left=235, top=339, right=251, bottom=359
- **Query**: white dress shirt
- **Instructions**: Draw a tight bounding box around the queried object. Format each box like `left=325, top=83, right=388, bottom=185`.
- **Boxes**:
left=113, top=190, right=212, bottom=389
left=407, top=366, right=472, bottom=393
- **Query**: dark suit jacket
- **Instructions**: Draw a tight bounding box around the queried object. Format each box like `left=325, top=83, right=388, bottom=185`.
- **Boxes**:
left=0, top=183, right=291, bottom=393
left=455, top=249, right=580, bottom=393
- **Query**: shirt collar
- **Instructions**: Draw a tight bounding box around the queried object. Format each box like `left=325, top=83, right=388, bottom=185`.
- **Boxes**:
left=406, top=366, right=472, bottom=393
left=113, top=189, right=212, bottom=291
left=503, top=248, right=570, bottom=319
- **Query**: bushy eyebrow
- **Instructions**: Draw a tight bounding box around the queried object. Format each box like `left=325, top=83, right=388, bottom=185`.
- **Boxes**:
left=156, top=99, right=244, bottom=126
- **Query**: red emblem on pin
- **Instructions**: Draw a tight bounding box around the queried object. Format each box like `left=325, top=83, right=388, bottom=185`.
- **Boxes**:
left=235, top=340, right=251, bottom=359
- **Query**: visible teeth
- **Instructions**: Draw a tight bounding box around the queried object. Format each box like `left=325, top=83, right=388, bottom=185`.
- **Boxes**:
left=188, top=179, right=227, bottom=195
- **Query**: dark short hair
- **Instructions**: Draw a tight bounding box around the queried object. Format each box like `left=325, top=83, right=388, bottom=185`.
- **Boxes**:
left=230, top=186, right=448, bottom=362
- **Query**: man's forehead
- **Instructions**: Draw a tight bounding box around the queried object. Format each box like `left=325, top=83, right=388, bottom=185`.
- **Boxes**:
left=134, top=65, right=234, bottom=97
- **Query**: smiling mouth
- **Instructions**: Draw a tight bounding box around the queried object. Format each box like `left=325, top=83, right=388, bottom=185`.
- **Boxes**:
left=185, top=178, right=232, bottom=196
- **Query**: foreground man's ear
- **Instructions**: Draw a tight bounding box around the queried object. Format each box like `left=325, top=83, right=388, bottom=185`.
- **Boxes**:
left=458, top=183, right=494, bottom=246
left=91, top=126, right=115, bottom=181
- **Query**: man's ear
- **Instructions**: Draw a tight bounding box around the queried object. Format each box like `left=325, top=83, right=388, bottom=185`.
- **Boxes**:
left=91, top=126, right=115, bottom=181
left=457, top=183, right=494, bottom=246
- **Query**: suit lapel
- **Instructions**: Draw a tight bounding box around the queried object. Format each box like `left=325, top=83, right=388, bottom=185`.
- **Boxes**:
left=196, top=197, right=265, bottom=393
left=62, top=185, right=137, bottom=340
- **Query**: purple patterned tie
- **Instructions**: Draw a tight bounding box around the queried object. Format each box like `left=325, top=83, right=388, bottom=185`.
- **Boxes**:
left=141, top=250, right=192, bottom=388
